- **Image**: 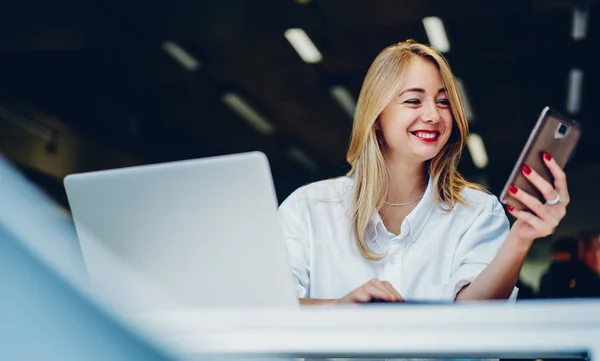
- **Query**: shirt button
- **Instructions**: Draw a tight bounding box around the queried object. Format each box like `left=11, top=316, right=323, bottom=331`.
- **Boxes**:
left=389, top=256, right=396, bottom=264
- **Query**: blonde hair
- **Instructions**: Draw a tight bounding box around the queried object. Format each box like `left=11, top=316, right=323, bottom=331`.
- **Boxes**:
left=346, top=40, right=482, bottom=261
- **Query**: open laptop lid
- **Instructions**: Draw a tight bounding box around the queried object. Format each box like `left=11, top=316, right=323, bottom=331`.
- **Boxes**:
left=64, top=152, right=298, bottom=313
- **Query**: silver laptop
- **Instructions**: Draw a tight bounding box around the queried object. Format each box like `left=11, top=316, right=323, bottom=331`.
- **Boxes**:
left=64, top=151, right=298, bottom=313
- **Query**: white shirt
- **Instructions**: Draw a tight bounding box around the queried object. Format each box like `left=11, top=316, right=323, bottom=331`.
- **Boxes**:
left=278, top=176, right=518, bottom=301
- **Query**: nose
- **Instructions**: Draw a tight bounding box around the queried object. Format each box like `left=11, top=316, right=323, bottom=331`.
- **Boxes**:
left=421, top=101, right=441, bottom=123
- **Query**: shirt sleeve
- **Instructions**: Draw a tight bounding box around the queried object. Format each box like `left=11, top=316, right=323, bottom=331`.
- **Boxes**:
left=278, top=192, right=310, bottom=298
left=447, top=197, right=518, bottom=301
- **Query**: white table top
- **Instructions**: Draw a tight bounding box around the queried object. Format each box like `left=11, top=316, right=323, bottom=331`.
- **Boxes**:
left=128, top=299, right=600, bottom=359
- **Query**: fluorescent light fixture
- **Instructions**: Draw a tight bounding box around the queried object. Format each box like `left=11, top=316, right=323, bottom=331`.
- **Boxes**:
left=572, top=7, right=589, bottom=41
left=422, top=16, right=450, bottom=53
left=330, top=86, right=356, bottom=119
left=162, top=41, right=201, bottom=71
left=222, top=93, right=274, bottom=135
left=284, top=28, right=323, bottom=63
left=567, top=68, right=584, bottom=114
left=455, top=78, right=474, bottom=122
left=466, top=133, right=488, bottom=169
left=288, top=147, right=317, bottom=172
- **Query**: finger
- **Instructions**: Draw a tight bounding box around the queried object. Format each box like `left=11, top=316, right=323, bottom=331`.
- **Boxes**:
left=365, top=280, right=396, bottom=300
left=506, top=206, right=557, bottom=236
left=371, top=280, right=398, bottom=300
left=367, top=278, right=394, bottom=295
left=548, top=203, right=567, bottom=222
left=521, top=164, right=559, bottom=205
left=507, top=184, right=553, bottom=221
left=363, top=284, right=392, bottom=300
left=381, top=281, right=404, bottom=302
left=543, top=152, right=570, bottom=205
left=381, top=281, right=403, bottom=301
left=351, top=289, right=372, bottom=303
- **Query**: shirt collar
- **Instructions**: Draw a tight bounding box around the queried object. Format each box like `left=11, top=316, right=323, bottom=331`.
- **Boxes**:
left=366, top=177, right=436, bottom=243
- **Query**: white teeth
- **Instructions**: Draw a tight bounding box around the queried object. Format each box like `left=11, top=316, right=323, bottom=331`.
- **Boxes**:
left=415, top=131, right=438, bottom=139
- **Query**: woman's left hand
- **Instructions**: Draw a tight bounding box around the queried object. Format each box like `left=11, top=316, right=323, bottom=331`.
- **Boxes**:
left=505, top=152, right=569, bottom=242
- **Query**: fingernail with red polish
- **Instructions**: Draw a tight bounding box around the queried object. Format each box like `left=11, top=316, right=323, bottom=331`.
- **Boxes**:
left=509, top=185, right=518, bottom=194
left=543, top=152, right=552, bottom=161
left=507, top=205, right=514, bottom=211
left=522, top=165, right=532, bottom=175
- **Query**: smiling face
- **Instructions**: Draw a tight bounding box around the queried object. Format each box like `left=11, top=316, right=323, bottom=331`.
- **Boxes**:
left=378, top=56, right=453, bottom=165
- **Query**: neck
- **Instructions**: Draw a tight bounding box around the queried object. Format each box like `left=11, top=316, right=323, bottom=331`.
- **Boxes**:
left=385, top=153, right=428, bottom=204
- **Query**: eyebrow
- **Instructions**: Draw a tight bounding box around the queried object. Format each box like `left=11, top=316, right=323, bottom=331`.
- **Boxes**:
left=399, top=87, right=447, bottom=96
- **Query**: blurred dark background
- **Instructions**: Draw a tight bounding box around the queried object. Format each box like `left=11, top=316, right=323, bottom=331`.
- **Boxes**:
left=1, top=0, right=598, bottom=289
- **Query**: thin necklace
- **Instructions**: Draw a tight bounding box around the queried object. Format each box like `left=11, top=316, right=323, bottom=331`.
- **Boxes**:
left=384, top=196, right=423, bottom=207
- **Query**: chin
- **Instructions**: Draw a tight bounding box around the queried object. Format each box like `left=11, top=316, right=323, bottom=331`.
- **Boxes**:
left=416, top=154, right=439, bottom=163
left=412, top=147, right=443, bottom=162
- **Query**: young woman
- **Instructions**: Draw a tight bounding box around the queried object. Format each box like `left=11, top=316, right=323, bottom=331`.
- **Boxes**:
left=278, top=40, right=570, bottom=305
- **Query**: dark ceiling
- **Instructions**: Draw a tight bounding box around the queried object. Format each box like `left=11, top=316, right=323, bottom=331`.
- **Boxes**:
left=0, top=0, right=599, bottom=239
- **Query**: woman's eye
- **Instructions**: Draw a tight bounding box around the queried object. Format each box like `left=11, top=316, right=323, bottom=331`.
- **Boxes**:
left=437, top=99, right=450, bottom=107
left=404, top=99, right=421, bottom=105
